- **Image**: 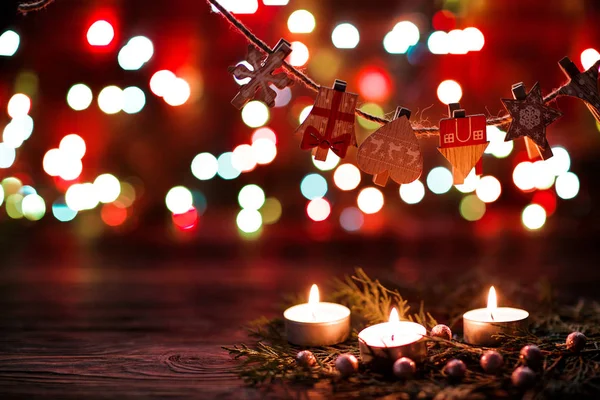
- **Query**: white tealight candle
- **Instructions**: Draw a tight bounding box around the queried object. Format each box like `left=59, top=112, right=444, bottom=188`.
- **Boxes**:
left=358, top=308, right=427, bottom=370
left=463, top=286, right=529, bottom=347
left=284, top=284, right=351, bottom=346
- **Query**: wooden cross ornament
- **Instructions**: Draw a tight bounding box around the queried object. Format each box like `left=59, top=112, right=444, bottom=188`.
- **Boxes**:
left=229, top=39, right=293, bottom=109
left=357, top=107, right=423, bottom=186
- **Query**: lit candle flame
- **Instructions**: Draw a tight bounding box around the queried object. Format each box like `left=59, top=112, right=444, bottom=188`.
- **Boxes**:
left=308, top=284, right=319, bottom=304
left=389, top=307, right=400, bottom=323
left=389, top=307, right=399, bottom=342
left=308, top=284, right=319, bottom=321
left=487, top=286, right=497, bottom=321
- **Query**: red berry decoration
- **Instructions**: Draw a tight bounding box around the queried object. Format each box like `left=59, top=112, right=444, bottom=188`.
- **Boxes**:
left=512, top=366, right=536, bottom=389
left=296, top=350, right=316, bottom=368
left=444, top=359, right=467, bottom=380
left=393, top=357, right=416, bottom=379
left=431, top=324, right=452, bottom=341
left=519, top=345, right=543, bottom=369
left=335, top=354, right=359, bottom=378
left=480, top=350, right=504, bottom=374
left=566, top=332, right=586, bottom=353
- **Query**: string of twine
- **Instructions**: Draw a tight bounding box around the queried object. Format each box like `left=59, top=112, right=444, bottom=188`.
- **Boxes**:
left=18, top=0, right=55, bottom=13
left=207, top=0, right=567, bottom=138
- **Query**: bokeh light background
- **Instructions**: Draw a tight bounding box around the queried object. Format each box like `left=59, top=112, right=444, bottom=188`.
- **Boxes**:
left=0, top=0, right=598, bottom=247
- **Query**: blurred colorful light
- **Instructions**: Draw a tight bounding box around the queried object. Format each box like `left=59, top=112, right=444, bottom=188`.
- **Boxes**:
left=263, top=0, right=289, bottom=4
left=522, top=204, right=546, bottom=230
left=232, top=144, right=257, bottom=172
left=484, top=126, right=513, bottom=158
left=532, top=160, right=555, bottom=190
left=357, top=103, right=384, bottom=130
left=260, top=197, right=282, bottom=225
left=21, top=193, right=45, bottom=221
left=555, top=172, right=580, bottom=200
left=7, top=93, right=30, bottom=119
left=393, top=21, right=420, bottom=46
left=288, top=41, right=310, bottom=66
left=165, top=186, right=193, bottom=214
left=272, top=85, right=292, bottom=107
left=1, top=177, right=21, bottom=196
left=87, top=20, right=114, bottom=46
left=580, top=48, right=600, bottom=70
left=3, top=121, right=26, bottom=148
left=383, top=30, right=411, bottom=54
left=94, top=174, right=121, bottom=203
left=463, top=27, right=485, bottom=51
left=98, top=86, right=124, bottom=114
left=306, top=198, right=331, bottom=221
left=339, top=207, right=364, bottom=232
left=65, top=183, right=99, bottom=211
left=287, top=10, right=315, bottom=33
left=0, top=143, right=16, bottom=168
left=252, top=138, right=277, bottom=165
left=312, top=151, right=340, bottom=171
left=252, top=127, right=277, bottom=144
left=150, top=70, right=176, bottom=97
left=241, top=101, right=270, bottom=127
left=448, top=29, right=469, bottom=54
left=191, top=152, right=219, bottom=180
left=332, top=23, right=360, bottom=49
left=300, top=173, right=328, bottom=200
left=102, top=203, right=128, bottom=227
left=0, top=184, right=3, bottom=206
left=237, top=208, right=262, bottom=233
left=52, top=200, right=77, bottom=222
left=163, top=78, right=191, bottom=106
left=357, top=68, right=391, bottom=102
left=460, top=194, right=486, bottom=221
left=0, top=30, right=20, bottom=56
left=67, top=84, right=93, bottom=111
left=437, top=80, right=462, bottom=104
left=545, top=146, right=570, bottom=176
left=299, top=105, right=313, bottom=124
left=238, top=184, right=266, bottom=210
left=6, top=194, right=23, bottom=219
left=122, top=86, right=146, bottom=114
left=43, top=149, right=63, bottom=176
left=427, top=31, right=449, bottom=54
left=475, top=176, right=501, bottom=203
left=60, top=134, right=86, bottom=160
left=212, top=0, right=259, bottom=14
left=333, top=163, right=361, bottom=191
left=513, top=161, right=535, bottom=191
left=217, top=152, right=241, bottom=180
left=357, top=187, right=384, bottom=214
left=59, top=158, right=83, bottom=181
left=399, top=180, right=425, bottom=204
left=427, top=166, right=453, bottom=194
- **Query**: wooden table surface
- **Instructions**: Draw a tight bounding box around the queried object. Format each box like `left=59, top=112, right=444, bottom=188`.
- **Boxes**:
left=0, top=228, right=598, bottom=399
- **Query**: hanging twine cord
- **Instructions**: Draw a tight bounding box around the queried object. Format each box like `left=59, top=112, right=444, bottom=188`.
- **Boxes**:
left=18, top=0, right=55, bottom=13
left=207, top=0, right=568, bottom=137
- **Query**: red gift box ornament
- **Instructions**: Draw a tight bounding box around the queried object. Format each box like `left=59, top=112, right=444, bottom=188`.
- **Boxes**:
left=438, top=103, right=489, bottom=185
left=357, top=106, right=423, bottom=187
left=298, top=79, right=358, bottom=161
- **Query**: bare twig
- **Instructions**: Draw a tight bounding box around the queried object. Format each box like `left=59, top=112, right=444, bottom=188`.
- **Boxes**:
left=18, top=0, right=55, bottom=13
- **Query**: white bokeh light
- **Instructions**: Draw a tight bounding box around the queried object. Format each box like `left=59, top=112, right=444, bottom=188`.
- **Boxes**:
left=191, top=152, right=219, bottom=180
left=522, top=204, right=546, bottom=230
left=333, top=164, right=361, bottom=191
left=98, top=86, right=124, bottom=114
left=399, top=180, right=425, bottom=204
left=437, top=80, right=462, bottom=105
left=427, top=166, right=453, bottom=194
left=357, top=187, right=384, bottom=214
left=165, top=186, right=193, bottom=214
left=331, top=23, right=360, bottom=49
left=67, top=84, right=93, bottom=111
left=555, top=172, right=580, bottom=200
left=87, top=20, right=114, bottom=46
left=475, top=175, right=501, bottom=203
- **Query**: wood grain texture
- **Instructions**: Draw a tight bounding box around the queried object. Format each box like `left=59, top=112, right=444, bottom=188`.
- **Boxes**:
left=558, top=57, right=600, bottom=124
left=357, top=109, right=422, bottom=187
left=298, top=81, right=358, bottom=161
left=229, top=39, right=292, bottom=109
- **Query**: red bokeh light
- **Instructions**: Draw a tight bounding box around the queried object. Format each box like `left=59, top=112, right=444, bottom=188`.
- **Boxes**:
left=432, top=10, right=456, bottom=32
left=172, top=207, right=198, bottom=230
left=532, top=190, right=557, bottom=216
left=101, top=203, right=128, bottom=227
left=357, top=66, right=392, bottom=102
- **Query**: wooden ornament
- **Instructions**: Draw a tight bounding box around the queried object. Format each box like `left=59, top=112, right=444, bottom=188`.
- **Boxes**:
left=558, top=56, right=600, bottom=123
left=298, top=80, right=358, bottom=161
left=356, top=107, right=422, bottom=186
left=438, top=103, right=489, bottom=185
left=228, top=39, right=293, bottom=109
left=502, top=82, right=562, bottom=161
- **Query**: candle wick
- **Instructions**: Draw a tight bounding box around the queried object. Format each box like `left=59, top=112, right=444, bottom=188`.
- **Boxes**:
left=311, top=311, right=316, bottom=321
left=490, top=311, right=494, bottom=321
left=391, top=334, right=394, bottom=341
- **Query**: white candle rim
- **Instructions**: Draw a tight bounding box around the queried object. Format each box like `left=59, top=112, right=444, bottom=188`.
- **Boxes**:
left=463, top=307, right=529, bottom=323
left=358, top=320, right=426, bottom=348
left=283, top=302, right=350, bottom=324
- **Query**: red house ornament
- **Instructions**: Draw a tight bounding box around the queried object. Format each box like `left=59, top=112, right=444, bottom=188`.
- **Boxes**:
left=298, top=79, right=358, bottom=161
left=438, top=103, right=489, bottom=185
